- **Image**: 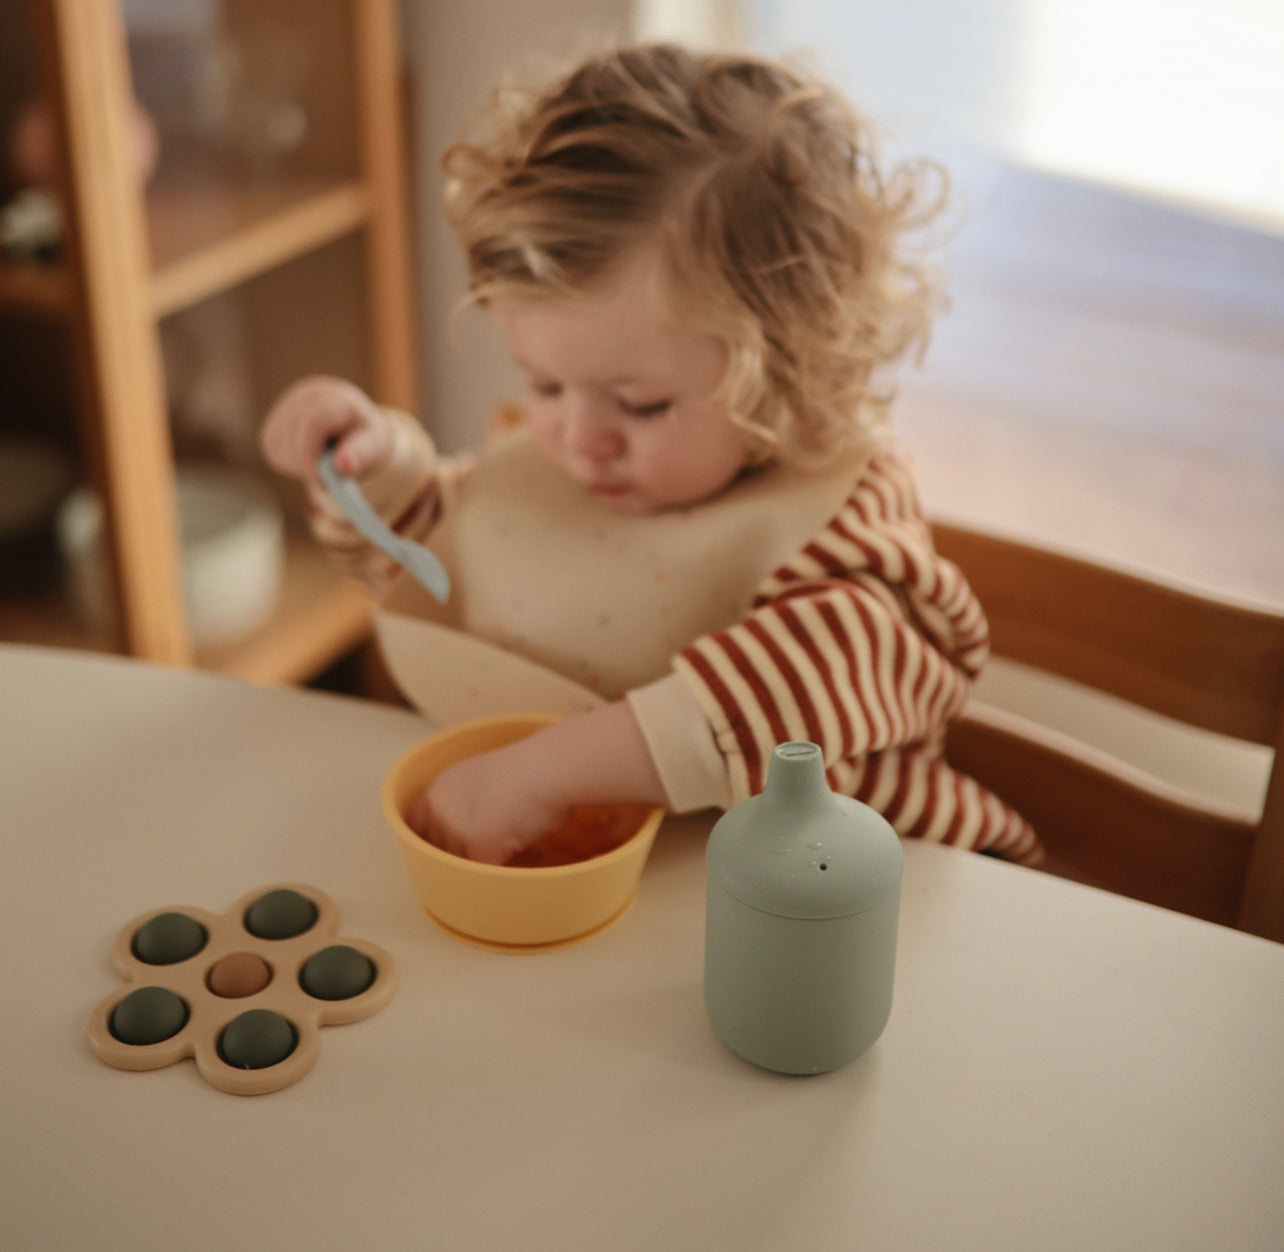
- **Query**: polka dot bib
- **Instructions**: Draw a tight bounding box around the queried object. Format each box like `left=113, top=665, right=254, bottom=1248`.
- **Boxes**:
left=378, top=429, right=861, bottom=721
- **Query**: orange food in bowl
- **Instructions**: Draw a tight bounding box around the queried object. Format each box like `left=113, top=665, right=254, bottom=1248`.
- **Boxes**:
left=503, top=804, right=656, bottom=868
left=382, top=715, right=666, bottom=950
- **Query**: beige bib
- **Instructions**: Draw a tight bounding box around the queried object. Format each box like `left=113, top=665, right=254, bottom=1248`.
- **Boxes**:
left=377, top=431, right=862, bottom=726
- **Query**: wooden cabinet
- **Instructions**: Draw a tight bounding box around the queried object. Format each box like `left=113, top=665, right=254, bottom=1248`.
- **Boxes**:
left=0, top=0, right=415, bottom=683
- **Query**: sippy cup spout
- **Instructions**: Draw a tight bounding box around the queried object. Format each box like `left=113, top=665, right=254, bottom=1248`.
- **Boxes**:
left=758, top=741, right=831, bottom=810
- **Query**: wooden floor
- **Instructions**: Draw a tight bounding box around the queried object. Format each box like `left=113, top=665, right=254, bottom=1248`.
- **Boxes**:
left=893, top=154, right=1284, bottom=609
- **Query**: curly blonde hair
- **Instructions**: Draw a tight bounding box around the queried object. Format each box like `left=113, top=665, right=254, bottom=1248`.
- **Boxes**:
left=443, top=43, right=948, bottom=466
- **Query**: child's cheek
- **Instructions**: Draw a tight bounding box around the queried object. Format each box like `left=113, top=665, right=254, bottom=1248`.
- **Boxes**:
left=526, top=413, right=562, bottom=466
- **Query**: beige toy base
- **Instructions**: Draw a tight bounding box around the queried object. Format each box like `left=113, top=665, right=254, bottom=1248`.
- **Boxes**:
left=422, top=890, right=638, bottom=954
left=87, top=883, right=396, bottom=1096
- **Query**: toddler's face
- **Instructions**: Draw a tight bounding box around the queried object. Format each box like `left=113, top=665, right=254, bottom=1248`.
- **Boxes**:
left=492, top=252, right=754, bottom=514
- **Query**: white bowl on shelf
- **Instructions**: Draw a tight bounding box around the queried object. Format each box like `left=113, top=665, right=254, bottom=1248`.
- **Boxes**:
left=56, top=466, right=285, bottom=648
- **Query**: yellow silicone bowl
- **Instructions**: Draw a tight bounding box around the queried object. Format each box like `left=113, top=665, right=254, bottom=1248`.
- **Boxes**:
left=382, top=714, right=665, bottom=952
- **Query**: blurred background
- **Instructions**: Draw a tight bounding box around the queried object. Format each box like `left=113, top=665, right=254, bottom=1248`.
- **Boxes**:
left=411, top=0, right=1281, bottom=590
left=1, top=0, right=1278, bottom=805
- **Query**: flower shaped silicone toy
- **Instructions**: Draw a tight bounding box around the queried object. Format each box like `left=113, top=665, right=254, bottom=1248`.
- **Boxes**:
left=88, top=883, right=396, bottom=1095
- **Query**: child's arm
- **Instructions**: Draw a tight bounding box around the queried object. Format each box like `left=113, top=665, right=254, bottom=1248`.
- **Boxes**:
left=410, top=701, right=666, bottom=865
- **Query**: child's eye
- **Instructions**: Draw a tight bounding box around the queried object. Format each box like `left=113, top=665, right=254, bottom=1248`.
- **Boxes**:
left=530, top=380, right=562, bottom=399
left=618, top=397, right=673, bottom=419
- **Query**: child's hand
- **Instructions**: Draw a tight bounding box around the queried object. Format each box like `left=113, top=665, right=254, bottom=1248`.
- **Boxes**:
left=409, top=738, right=567, bottom=866
left=407, top=703, right=668, bottom=866
left=260, top=376, right=394, bottom=481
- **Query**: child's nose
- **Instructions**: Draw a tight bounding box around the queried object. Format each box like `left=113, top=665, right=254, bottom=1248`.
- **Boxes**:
left=566, top=405, right=626, bottom=462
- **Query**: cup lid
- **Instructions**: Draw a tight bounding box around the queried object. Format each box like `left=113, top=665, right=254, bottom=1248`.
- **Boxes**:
left=706, top=743, right=904, bottom=919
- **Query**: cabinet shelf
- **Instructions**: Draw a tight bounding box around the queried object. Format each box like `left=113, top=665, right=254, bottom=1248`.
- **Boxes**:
left=149, top=173, right=372, bottom=317
left=0, top=259, right=71, bottom=315
left=2, top=0, right=418, bottom=689
left=1, top=177, right=372, bottom=322
left=1, top=533, right=373, bottom=685
left=196, top=536, right=373, bottom=684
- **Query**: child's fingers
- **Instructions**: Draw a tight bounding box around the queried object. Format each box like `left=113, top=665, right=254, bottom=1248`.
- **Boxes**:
left=289, top=380, right=376, bottom=473
left=409, top=792, right=488, bottom=862
left=330, top=420, right=393, bottom=478
left=260, top=377, right=387, bottom=479
left=260, top=379, right=340, bottom=477
left=407, top=790, right=436, bottom=842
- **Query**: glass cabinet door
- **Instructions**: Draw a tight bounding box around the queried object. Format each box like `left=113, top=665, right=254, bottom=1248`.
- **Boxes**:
left=0, top=0, right=414, bottom=682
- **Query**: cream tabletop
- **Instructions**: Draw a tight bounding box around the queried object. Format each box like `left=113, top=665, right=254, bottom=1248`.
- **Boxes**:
left=1, top=643, right=1282, bottom=1252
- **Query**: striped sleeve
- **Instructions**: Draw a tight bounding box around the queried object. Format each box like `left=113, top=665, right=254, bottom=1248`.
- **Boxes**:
left=673, top=575, right=973, bottom=802
left=670, top=447, right=1042, bottom=865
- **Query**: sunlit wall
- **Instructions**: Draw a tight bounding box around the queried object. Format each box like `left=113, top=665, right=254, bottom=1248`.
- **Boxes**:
left=748, top=0, right=1283, bottom=234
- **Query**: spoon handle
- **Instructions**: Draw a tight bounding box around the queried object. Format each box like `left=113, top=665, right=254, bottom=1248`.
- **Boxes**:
left=316, top=447, right=451, bottom=604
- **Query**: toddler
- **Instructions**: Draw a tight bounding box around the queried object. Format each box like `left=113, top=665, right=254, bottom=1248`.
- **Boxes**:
left=261, top=43, right=1040, bottom=868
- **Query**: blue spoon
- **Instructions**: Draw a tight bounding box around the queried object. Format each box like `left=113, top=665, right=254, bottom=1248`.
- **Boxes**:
left=316, top=446, right=451, bottom=604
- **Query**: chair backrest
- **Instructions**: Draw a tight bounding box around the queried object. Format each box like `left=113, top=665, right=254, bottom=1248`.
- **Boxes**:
left=931, top=519, right=1284, bottom=942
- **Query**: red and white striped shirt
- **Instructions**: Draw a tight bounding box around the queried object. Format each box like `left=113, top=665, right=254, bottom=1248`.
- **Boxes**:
left=670, top=448, right=1041, bottom=864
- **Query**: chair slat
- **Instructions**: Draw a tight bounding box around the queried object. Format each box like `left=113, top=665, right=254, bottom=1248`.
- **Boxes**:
left=948, top=703, right=1256, bottom=926
left=931, top=521, right=1284, bottom=747
left=1238, top=713, right=1284, bottom=937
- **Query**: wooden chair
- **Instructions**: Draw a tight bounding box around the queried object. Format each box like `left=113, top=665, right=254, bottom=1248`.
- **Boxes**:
left=930, top=520, right=1284, bottom=943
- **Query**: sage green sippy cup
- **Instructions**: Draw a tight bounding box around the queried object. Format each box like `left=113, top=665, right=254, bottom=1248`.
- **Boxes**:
left=704, top=741, right=904, bottom=1074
